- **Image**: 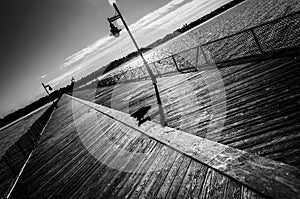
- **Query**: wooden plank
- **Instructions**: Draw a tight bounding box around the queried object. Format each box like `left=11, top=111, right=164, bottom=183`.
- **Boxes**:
left=70, top=95, right=300, bottom=199
left=186, top=161, right=208, bottom=199
left=53, top=130, right=135, bottom=199
left=199, top=168, right=228, bottom=199
left=165, top=156, right=192, bottom=199
left=0, top=161, right=15, bottom=196
left=54, top=123, right=132, bottom=197
left=175, top=160, right=205, bottom=199
left=241, top=186, right=265, bottom=199
left=53, top=134, right=130, bottom=198
left=22, top=125, right=128, bottom=198
left=209, top=147, right=300, bottom=199
left=156, top=154, right=184, bottom=199
left=83, top=134, right=151, bottom=198
left=112, top=142, right=163, bottom=198
left=128, top=145, right=170, bottom=199
left=137, top=148, right=178, bottom=199
left=223, top=179, right=242, bottom=199
left=98, top=138, right=157, bottom=198
left=145, top=151, right=180, bottom=199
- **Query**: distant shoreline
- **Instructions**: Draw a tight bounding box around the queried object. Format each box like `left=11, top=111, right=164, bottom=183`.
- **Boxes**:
left=0, top=102, right=51, bottom=131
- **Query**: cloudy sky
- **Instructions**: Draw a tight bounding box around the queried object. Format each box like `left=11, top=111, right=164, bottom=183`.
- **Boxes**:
left=0, top=0, right=229, bottom=117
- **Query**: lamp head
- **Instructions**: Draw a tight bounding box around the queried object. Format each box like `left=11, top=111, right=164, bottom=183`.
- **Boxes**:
left=48, top=85, right=53, bottom=91
left=109, top=21, right=122, bottom=37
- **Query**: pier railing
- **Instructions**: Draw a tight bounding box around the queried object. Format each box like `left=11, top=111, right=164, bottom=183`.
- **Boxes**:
left=97, top=11, right=300, bottom=87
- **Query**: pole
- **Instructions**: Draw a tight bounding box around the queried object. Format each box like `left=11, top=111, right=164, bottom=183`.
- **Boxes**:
left=42, top=83, right=50, bottom=95
left=113, top=3, right=166, bottom=126
left=42, top=83, right=55, bottom=105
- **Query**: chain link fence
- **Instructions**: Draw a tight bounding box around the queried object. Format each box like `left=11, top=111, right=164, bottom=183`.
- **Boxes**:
left=98, top=11, right=300, bottom=87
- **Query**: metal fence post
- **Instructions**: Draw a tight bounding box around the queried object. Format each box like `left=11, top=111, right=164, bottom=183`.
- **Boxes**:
left=200, top=45, right=209, bottom=65
left=195, top=46, right=200, bottom=68
left=120, top=70, right=127, bottom=82
left=153, top=62, right=162, bottom=77
left=250, top=29, right=264, bottom=53
left=171, top=55, right=181, bottom=72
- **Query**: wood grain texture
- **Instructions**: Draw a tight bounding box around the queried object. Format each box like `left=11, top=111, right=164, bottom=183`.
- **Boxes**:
left=72, top=95, right=300, bottom=199
left=73, top=57, right=300, bottom=169
left=0, top=103, right=55, bottom=198
left=9, top=95, right=265, bottom=199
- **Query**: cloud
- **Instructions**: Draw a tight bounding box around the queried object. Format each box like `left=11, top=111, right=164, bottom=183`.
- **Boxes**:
left=47, top=66, right=80, bottom=87
left=41, top=74, right=47, bottom=79
left=37, top=74, right=47, bottom=81
left=129, top=0, right=187, bottom=30
left=60, top=36, right=113, bottom=69
left=60, top=0, right=186, bottom=70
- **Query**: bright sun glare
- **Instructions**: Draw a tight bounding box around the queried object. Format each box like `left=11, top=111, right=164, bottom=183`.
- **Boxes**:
left=108, top=0, right=116, bottom=6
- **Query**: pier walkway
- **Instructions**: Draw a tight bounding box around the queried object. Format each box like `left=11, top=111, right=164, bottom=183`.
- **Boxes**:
left=7, top=95, right=300, bottom=199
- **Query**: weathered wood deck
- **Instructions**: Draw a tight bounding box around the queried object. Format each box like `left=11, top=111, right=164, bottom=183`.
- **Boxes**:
left=7, top=95, right=269, bottom=199
left=0, top=103, right=55, bottom=198
left=8, top=95, right=300, bottom=199
left=73, top=56, right=300, bottom=168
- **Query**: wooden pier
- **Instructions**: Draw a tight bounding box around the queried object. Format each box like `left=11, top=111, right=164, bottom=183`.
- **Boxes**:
left=73, top=56, right=300, bottom=168
left=7, top=95, right=300, bottom=199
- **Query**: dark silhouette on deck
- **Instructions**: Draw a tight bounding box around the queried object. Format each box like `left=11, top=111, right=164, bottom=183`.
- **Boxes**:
left=130, top=106, right=151, bottom=126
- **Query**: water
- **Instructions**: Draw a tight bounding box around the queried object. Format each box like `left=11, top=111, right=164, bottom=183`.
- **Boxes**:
left=103, top=0, right=300, bottom=77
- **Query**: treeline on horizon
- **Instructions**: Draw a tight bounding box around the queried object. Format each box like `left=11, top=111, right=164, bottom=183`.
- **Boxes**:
left=0, top=83, right=74, bottom=128
left=0, top=0, right=245, bottom=128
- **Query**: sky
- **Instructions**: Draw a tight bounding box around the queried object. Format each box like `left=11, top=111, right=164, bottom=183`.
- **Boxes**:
left=0, top=0, right=229, bottom=118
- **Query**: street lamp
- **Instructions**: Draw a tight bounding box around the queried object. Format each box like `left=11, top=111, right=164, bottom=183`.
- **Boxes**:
left=107, top=1, right=166, bottom=126
left=42, top=83, right=55, bottom=104
left=42, top=83, right=52, bottom=95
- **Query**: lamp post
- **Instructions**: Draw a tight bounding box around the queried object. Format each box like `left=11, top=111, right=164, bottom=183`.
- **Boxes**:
left=42, top=83, right=52, bottom=95
left=42, top=83, right=55, bottom=104
left=108, top=1, right=166, bottom=126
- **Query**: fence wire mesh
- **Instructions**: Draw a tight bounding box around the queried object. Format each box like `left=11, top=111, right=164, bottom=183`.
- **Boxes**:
left=98, top=11, right=300, bottom=86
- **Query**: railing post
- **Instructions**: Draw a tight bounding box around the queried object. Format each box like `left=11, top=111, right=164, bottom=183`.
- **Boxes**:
left=195, top=46, right=199, bottom=69
left=250, top=28, right=264, bottom=53
left=153, top=62, right=162, bottom=77
left=131, top=70, right=136, bottom=80
left=200, top=45, right=209, bottom=65
left=171, top=55, right=181, bottom=72
left=120, top=70, right=127, bottom=82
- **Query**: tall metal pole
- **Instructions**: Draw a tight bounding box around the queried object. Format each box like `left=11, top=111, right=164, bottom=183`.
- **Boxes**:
left=42, top=83, right=50, bottom=95
left=113, top=3, right=166, bottom=126
left=42, top=83, right=55, bottom=105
